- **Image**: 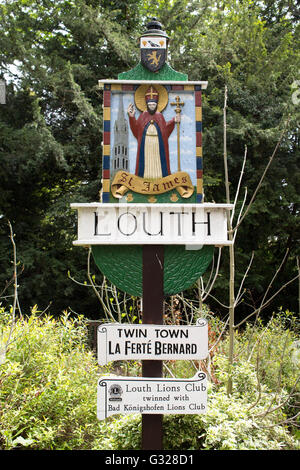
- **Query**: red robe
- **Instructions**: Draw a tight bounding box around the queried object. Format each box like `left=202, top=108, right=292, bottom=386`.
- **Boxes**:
left=129, top=111, right=175, bottom=177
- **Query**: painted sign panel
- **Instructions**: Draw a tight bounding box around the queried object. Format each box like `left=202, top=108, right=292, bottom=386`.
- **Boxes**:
left=97, top=319, right=208, bottom=365
left=99, top=80, right=207, bottom=204
left=71, top=203, right=233, bottom=246
left=97, top=372, right=207, bottom=420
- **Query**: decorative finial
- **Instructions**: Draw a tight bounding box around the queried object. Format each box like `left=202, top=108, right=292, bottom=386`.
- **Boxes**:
left=140, top=18, right=168, bottom=72
left=142, top=18, right=169, bottom=38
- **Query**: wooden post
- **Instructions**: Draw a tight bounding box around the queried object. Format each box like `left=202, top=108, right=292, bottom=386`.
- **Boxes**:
left=142, top=245, right=164, bottom=450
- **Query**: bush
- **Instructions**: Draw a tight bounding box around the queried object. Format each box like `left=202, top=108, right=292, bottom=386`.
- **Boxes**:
left=225, top=310, right=300, bottom=420
left=0, top=309, right=109, bottom=450
left=97, top=376, right=299, bottom=451
left=238, top=312, right=298, bottom=381
left=98, top=311, right=300, bottom=450
left=93, top=414, right=142, bottom=450
left=0, top=308, right=299, bottom=450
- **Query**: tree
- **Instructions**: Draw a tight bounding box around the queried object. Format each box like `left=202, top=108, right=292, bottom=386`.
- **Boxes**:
left=0, top=0, right=142, bottom=316
left=0, top=0, right=299, bottom=321
left=156, top=0, right=300, bottom=318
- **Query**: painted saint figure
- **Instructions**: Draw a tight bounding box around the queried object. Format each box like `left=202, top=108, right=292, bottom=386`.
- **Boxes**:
left=127, top=86, right=180, bottom=179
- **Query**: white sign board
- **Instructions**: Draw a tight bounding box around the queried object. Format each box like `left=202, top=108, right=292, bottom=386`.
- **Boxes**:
left=97, top=320, right=208, bottom=365
left=71, top=203, right=233, bottom=246
left=97, top=372, right=207, bottom=420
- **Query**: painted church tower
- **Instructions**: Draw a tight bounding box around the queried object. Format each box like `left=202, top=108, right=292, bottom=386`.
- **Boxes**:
left=111, top=94, right=129, bottom=178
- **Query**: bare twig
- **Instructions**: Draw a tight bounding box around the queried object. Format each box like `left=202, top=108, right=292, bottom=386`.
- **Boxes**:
left=223, top=85, right=230, bottom=206
left=230, top=145, right=248, bottom=226
left=232, top=117, right=290, bottom=233
left=205, top=291, right=230, bottom=309
left=223, top=85, right=235, bottom=395
left=197, top=279, right=203, bottom=317
left=87, top=248, right=115, bottom=322
left=255, top=248, right=290, bottom=322
left=255, top=375, right=300, bottom=419
left=235, top=273, right=300, bottom=328
left=163, top=361, right=176, bottom=378
left=112, top=284, right=122, bottom=323
left=247, top=339, right=263, bottom=411
left=258, top=411, right=300, bottom=429
left=202, top=247, right=223, bottom=302
left=0, top=221, right=20, bottom=362
left=297, top=256, right=300, bottom=316
left=208, top=314, right=230, bottom=354
left=232, top=187, right=247, bottom=243
left=201, top=251, right=216, bottom=296
left=7, top=222, right=18, bottom=324
left=234, top=251, right=255, bottom=307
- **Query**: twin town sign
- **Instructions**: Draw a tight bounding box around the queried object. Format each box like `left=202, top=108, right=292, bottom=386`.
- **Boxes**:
left=97, top=319, right=208, bottom=365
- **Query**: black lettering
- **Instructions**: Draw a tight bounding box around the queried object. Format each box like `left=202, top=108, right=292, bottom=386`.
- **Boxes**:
left=192, top=211, right=211, bottom=236
left=117, top=212, right=137, bottom=236
left=94, top=212, right=111, bottom=236
left=155, top=341, right=161, bottom=355
left=142, top=212, right=163, bottom=236
left=170, top=212, right=188, bottom=236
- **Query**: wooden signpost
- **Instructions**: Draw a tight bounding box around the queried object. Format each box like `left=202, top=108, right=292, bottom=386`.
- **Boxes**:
left=142, top=244, right=164, bottom=449
left=71, top=18, right=233, bottom=450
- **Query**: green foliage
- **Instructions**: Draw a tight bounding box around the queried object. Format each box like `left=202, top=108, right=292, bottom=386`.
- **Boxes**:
left=163, top=386, right=296, bottom=450
left=225, top=310, right=300, bottom=416
left=93, top=414, right=142, bottom=450
left=0, top=309, right=298, bottom=450
left=0, top=0, right=141, bottom=317
left=0, top=0, right=299, bottom=319
left=0, top=309, right=107, bottom=450
left=98, top=363, right=299, bottom=450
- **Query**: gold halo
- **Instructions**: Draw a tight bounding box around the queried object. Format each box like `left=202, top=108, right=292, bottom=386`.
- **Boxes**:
left=134, top=84, right=168, bottom=113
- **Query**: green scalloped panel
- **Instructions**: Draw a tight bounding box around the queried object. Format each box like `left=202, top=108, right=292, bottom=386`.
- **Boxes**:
left=118, top=62, right=188, bottom=81
left=164, top=245, right=214, bottom=295
left=91, top=245, right=214, bottom=297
